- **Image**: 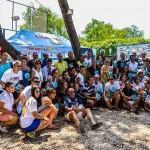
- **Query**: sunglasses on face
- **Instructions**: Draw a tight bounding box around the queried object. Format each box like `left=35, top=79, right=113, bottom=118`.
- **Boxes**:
left=34, top=81, right=40, bottom=84
left=17, top=65, right=22, bottom=68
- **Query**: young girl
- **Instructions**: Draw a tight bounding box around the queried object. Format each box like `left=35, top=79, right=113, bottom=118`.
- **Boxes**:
left=0, top=82, right=18, bottom=132
left=20, top=87, right=51, bottom=135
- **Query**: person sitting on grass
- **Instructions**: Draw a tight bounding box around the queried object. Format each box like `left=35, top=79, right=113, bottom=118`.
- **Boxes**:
left=122, top=81, right=140, bottom=114
left=104, top=75, right=121, bottom=110
left=64, top=87, right=103, bottom=133
left=20, top=87, right=51, bottom=138
left=0, top=82, right=18, bottom=132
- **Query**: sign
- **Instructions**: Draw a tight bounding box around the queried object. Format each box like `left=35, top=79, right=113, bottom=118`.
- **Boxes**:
left=117, top=44, right=150, bottom=60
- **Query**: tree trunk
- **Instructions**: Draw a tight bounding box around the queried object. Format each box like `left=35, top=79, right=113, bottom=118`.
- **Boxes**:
left=0, top=27, right=20, bottom=60
left=58, top=0, right=80, bottom=59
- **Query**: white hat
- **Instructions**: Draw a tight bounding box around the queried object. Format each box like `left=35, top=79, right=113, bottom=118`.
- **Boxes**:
left=13, top=60, right=21, bottom=66
left=137, top=69, right=144, bottom=74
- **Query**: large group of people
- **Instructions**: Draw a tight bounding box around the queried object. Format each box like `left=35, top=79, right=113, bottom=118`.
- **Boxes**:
left=0, top=49, right=150, bottom=137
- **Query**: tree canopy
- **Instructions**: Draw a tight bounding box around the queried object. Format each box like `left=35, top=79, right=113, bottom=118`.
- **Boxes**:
left=20, top=5, right=68, bottom=38
left=82, top=19, right=144, bottom=42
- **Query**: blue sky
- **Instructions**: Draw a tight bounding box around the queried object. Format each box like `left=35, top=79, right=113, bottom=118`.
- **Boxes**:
left=0, top=0, right=150, bottom=38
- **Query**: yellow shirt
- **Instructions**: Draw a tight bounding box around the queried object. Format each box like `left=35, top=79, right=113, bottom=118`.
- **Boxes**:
left=54, top=61, right=68, bottom=75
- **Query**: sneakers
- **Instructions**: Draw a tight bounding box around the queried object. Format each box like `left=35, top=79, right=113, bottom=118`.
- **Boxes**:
left=0, top=126, right=8, bottom=133
left=134, top=109, right=140, bottom=115
left=25, top=132, right=37, bottom=139
left=91, top=122, right=103, bottom=130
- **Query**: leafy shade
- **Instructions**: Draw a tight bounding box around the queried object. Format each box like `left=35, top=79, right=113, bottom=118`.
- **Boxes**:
left=82, top=19, right=144, bottom=42
left=20, top=5, right=68, bottom=38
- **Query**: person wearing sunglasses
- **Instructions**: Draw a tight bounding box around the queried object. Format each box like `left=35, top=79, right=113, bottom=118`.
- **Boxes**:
left=17, top=77, right=41, bottom=116
left=31, top=59, right=43, bottom=87
left=20, top=87, right=51, bottom=138
left=64, top=88, right=102, bottom=133
left=0, top=60, right=23, bottom=89
left=104, top=75, right=121, bottom=110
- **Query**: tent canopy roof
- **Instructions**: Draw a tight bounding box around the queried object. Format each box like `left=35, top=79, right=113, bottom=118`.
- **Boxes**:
left=8, top=30, right=71, bottom=48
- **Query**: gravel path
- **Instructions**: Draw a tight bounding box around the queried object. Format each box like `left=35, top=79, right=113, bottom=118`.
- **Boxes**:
left=0, top=108, right=150, bottom=150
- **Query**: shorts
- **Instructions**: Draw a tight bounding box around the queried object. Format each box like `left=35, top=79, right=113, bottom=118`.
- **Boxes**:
left=23, top=119, right=41, bottom=132
left=65, top=111, right=83, bottom=121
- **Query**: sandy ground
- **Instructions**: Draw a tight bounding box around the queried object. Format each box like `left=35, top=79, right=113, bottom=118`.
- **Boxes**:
left=0, top=108, right=150, bottom=150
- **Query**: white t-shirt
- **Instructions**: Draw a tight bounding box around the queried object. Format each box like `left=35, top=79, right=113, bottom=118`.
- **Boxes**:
left=77, top=73, right=84, bottom=86
left=42, top=66, right=55, bottom=81
left=1, top=68, right=23, bottom=86
left=84, top=58, right=92, bottom=67
left=20, top=96, right=37, bottom=128
left=0, top=91, right=14, bottom=111
left=20, top=85, right=32, bottom=100
left=105, top=81, right=120, bottom=93
left=128, top=61, right=138, bottom=72
left=132, top=82, right=144, bottom=91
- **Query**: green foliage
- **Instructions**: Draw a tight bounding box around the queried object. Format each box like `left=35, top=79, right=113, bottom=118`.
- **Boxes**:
left=82, top=19, right=144, bottom=42
left=20, top=5, right=68, bottom=38
left=81, top=19, right=147, bottom=56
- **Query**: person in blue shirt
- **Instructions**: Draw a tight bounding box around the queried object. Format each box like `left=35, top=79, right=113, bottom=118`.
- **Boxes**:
left=64, top=87, right=102, bottom=133
left=0, top=52, right=12, bottom=80
left=21, top=57, right=30, bottom=87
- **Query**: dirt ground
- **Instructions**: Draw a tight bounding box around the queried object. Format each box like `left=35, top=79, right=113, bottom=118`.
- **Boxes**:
left=0, top=108, right=150, bottom=150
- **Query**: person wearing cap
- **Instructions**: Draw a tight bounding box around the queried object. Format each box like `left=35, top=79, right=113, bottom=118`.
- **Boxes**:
left=42, top=58, right=55, bottom=81
left=104, top=75, right=121, bottom=110
left=137, top=69, right=149, bottom=86
left=94, top=75, right=105, bottom=107
left=31, top=59, right=43, bottom=86
left=63, top=87, right=103, bottom=133
left=64, top=51, right=79, bottom=69
left=0, top=60, right=23, bottom=88
left=54, top=53, right=68, bottom=76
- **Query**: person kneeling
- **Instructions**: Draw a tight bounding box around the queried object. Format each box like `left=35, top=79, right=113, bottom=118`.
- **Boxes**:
left=0, top=82, right=18, bottom=132
left=64, top=88, right=102, bottom=133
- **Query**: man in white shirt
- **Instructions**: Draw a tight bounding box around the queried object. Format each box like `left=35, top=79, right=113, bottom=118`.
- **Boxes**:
left=76, top=66, right=86, bottom=86
left=0, top=60, right=23, bottom=88
left=42, top=58, right=55, bottom=81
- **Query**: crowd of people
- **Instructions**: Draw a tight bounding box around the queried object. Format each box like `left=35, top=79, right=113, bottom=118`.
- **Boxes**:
left=0, top=49, right=150, bottom=138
